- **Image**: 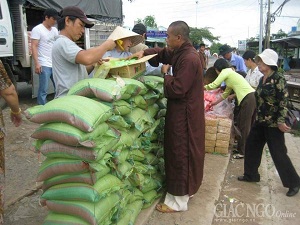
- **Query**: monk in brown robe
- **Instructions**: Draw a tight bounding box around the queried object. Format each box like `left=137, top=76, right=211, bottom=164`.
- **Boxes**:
left=131, top=21, right=205, bottom=212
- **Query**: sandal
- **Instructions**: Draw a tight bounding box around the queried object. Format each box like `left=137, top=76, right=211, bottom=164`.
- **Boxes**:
left=233, top=154, right=244, bottom=159
left=232, top=149, right=239, bottom=154
left=156, top=203, right=178, bottom=213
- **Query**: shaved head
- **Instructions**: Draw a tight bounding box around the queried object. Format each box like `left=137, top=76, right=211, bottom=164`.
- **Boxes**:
left=168, top=21, right=190, bottom=41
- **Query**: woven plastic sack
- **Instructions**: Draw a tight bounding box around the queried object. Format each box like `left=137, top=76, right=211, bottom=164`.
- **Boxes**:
left=32, top=122, right=120, bottom=148
left=68, top=78, right=145, bottom=102
left=45, top=192, right=121, bottom=225
left=126, top=95, right=148, bottom=110
left=41, top=174, right=123, bottom=202
left=111, top=149, right=130, bottom=165
left=110, top=189, right=132, bottom=223
left=143, top=190, right=162, bottom=209
left=112, top=129, right=138, bottom=151
left=37, top=140, right=110, bottom=161
left=109, top=76, right=148, bottom=95
left=37, top=153, right=112, bottom=182
left=115, top=200, right=143, bottom=225
left=107, top=115, right=131, bottom=131
left=156, top=97, right=167, bottom=109
left=43, top=212, right=90, bottom=225
left=24, top=95, right=112, bottom=132
left=128, top=149, right=145, bottom=162
left=123, top=108, right=154, bottom=133
left=133, top=161, right=157, bottom=175
left=100, top=100, right=132, bottom=115
left=139, top=75, right=164, bottom=96
left=139, top=175, right=163, bottom=193
left=128, top=188, right=144, bottom=204
left=143, top=90, right=160, bottom=105
left=42, top=169, right=110, bottom=191
left=143, top=118, right=161, bottom=138
left=111, top=161, right=133, bottom=180
left=143, top=152, right=160, bottom=165
left=147, top=103, right=159, bottom=118
left=128, top=172, right=145, bottom=187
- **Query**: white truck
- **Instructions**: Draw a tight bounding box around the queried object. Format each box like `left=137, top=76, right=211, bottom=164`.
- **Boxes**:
left=0, top=0, right=122, bottom=97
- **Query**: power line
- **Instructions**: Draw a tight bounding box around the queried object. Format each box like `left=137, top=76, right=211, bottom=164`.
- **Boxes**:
left=270, top=0, right=291, bottom=23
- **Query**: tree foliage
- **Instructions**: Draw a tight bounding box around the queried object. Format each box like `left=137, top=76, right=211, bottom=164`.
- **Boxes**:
left=136, top=15, right=157, bottom=28
left=143, top=15, right=157, bottom=28
left=209, top=42, right=224, bottom=56
left=189, top=27, right=219, bottom=47
left=270, top=29, right=287, bottom=40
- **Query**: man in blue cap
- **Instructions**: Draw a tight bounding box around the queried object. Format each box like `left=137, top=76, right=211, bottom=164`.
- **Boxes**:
left=219, top=44, right=247, bottom=75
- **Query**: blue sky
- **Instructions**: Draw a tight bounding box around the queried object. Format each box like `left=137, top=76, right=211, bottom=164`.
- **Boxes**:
left=123, top=0, right=300, bottom=47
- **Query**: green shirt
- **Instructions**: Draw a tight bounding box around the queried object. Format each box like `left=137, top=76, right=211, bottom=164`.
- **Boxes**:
left=204, top=68, right=254, bottom=105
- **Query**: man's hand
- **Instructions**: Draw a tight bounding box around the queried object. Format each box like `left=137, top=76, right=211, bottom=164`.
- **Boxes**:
left=35, top=63, right=42, bottom=74
left=96, top=58, right=110, bottom=66
left=126, top=50, right=144, bottom=60
left=161, top=64, right=171, bottom=74
left=103, top=39, right=116, bottom=51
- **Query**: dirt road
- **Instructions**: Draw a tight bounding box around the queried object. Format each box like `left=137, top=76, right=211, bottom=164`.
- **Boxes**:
left=4, top=82, right=47, bottom=224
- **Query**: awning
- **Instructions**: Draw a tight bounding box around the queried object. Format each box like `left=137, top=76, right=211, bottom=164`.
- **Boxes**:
left=24, top=0, right=122, bottom=22
left=146, top=37, right=166, bottom=43
left=272, top=35, right=300, bottom=49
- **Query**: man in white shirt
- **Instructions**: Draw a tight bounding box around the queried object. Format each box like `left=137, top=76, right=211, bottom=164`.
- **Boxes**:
left=31, top=8, right=59, bottom=105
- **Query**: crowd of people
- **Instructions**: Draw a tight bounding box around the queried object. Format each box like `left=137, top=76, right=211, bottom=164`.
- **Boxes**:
left=1, top=6, right=299, bottom=222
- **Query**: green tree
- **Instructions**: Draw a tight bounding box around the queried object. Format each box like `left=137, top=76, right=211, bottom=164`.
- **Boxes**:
left=142, top=15, right=157, bottom=28
left=135, top=16, right=157, bottom=28
left=189, top=27, right=219, bottom=48
left=209, top=42, right=224, bottom=56
left=270, top=29, right=287, bottom=40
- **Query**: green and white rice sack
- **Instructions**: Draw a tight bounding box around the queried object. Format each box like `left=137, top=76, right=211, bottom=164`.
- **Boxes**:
left=24, top=95, right=112, bottom=132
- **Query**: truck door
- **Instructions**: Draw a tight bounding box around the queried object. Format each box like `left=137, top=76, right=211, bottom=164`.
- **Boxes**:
left=0, top=0, right=13, bottom=58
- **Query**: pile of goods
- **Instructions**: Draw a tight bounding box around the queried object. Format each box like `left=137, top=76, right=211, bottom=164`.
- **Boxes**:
left=204, top=89, right=235, bottom=154
left=25, top=76, right=166, bottom=225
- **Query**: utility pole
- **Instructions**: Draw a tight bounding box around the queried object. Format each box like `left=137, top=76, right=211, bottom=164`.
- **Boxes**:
left=259, top=0, right=264, bottom=53
left=196, top=1, right=199, bottom=28
left=264, top=0, right=271, bottom=49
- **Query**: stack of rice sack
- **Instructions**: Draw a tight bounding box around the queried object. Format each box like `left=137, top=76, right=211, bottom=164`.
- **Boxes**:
left=205, top=115, right=232, bottom=154
left=25, top=76, right=166, bottom=225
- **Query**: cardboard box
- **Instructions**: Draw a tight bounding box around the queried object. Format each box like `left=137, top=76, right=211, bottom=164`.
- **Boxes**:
left=216, top=140, right=230, bottom=148
left=215, top=146, right=229, bottom=154
left=205, top=133, right=217, bottom=141
left=205, top=125, right=217, bottom=134
left=218, top=118, right=232, bottom=128
left=205, top=117, right=219, bottom=126
left=205, top=140, right=216, bottom=147
left=216, top=133, right=231, bottom=141
left=108, top=54, right=157, bottom=79
left=218, top=126, right=231, bottom=134
left=205, top=146, right=215, bottom=153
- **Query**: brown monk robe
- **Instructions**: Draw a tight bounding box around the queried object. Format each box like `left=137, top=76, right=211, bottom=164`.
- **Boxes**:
left=143, top=21, right=205, bottom=211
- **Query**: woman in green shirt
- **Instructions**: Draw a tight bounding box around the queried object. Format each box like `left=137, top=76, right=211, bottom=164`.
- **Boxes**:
left=204, top=58, right=256, bottom=158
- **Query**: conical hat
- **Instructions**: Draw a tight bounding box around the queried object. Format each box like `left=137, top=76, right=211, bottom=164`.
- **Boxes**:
left=108, top=26, right=144, bottom=47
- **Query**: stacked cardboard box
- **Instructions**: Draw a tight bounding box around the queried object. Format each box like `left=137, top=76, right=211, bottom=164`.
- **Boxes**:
left=205, top=115, right=232, bottom=154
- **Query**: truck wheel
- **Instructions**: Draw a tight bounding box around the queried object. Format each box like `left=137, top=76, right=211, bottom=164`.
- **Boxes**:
left=3, top=62, right=18, bottom=89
